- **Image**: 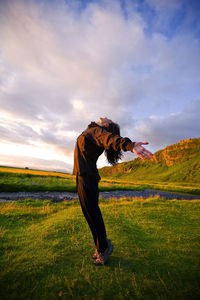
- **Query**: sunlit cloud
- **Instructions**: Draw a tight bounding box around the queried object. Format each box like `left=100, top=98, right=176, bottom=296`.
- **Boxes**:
left=0, top=0, right=200, bottom=171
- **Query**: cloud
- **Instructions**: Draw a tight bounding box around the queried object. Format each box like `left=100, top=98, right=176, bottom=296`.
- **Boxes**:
left=132, top=99, right=200, bottom=150
left=146, top=0, right=180, bottom=9
left=0, top=0, right=147, bottom=120
left=0, top=113, right=76, bottom=157
left=0, top=153, right=72, bottom=173
left=0, top=0, right=200, bottom=170
left=145, top=0, right=200, bottom=37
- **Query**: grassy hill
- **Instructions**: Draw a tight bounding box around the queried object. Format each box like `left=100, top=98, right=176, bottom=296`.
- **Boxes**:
left=99, top=138, right=200, bottom=184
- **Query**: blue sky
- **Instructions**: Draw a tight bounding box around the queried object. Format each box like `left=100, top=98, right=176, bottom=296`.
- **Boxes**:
left=0, top=0, right=200, bottom=172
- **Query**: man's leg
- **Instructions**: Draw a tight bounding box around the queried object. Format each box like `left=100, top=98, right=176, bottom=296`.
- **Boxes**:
left=77, top=175, right=108, bottom=253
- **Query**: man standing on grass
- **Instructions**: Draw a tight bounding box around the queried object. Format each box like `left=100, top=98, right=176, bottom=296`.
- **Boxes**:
left=73, top=117, right=153, bottom=265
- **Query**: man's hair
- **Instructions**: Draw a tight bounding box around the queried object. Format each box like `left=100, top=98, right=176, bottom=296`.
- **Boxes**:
left=103, top=122, right=123, bottom=165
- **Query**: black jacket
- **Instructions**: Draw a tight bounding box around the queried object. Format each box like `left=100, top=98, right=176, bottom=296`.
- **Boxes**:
left=73, top=122, right=134, bottom=180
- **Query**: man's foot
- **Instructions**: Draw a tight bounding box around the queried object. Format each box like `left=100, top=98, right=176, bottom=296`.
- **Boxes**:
left=94, top=239, right=113, bottom=266
left=92, top=238, right=111, bottom=259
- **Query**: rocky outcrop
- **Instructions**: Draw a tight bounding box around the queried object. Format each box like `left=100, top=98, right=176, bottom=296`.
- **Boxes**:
left=153, top=138, right=200, bottom=166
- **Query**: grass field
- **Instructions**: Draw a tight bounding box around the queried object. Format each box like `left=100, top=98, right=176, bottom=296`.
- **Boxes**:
left=0, top=197, right=200, bottom=300
left=0, top=167, right=76, bottom=192
left=0, top=166, right=200, bottom=195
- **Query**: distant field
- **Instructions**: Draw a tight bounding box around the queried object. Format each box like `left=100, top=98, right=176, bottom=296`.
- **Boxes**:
left=0, top=166, right=75, bottom=179
left=0, top=167, right=76, bottom=192
left=0, top=197, right=199, bottom=299
left=0, top=166, right=200, bottom=195
left=0, top=167, right=141, bottom=193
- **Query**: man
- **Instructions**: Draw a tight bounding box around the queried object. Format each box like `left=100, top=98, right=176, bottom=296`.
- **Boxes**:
left=73, top=117, right=153, bottom=265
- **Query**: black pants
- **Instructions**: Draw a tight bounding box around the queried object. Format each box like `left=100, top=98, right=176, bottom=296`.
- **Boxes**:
left=77, top=175, right=108, bottom=253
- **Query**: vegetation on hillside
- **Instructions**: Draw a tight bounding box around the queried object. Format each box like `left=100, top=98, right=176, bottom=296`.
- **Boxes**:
left=99, top=138, right=200, bottom=183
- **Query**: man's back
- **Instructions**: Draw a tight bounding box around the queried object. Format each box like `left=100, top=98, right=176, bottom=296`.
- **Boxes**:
left=73, top=123, right=104, bottom=180
left=73, top=121, right=134, bottom=180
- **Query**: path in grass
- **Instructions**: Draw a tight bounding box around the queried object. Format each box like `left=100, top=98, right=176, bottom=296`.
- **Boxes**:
left=0, top=189, right=200, bottom=202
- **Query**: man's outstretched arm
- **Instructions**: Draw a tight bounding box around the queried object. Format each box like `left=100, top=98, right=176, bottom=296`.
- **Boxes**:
left=132, top=142, right=153, bottom=160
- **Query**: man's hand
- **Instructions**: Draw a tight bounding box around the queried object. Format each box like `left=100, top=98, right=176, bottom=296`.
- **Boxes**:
left=132, top=142, right=153, bottom=160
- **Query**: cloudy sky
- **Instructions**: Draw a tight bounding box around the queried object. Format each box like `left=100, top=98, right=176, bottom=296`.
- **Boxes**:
left=0, top=0, right=200, bottom=172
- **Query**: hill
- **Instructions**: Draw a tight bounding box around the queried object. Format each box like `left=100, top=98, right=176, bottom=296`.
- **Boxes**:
left=99, top=138, right=200, bottom=183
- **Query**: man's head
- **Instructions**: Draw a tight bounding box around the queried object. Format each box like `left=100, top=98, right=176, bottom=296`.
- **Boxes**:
left=97, top=117, right=113, bottom=127
left=97, top=117, right=122, bottom=165
left=97, top=117, right=120, bottom=135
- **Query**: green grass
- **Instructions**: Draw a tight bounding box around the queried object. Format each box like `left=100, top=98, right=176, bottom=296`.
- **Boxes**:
left=99, top=160, right=200, bottom=195
left=1, top=167, right=200, bottom=195
left=0, top=197, right=200, bottom=299
left=0, top=170, right=142, bottom=193
left=0, top=171, right=76, bottom=192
